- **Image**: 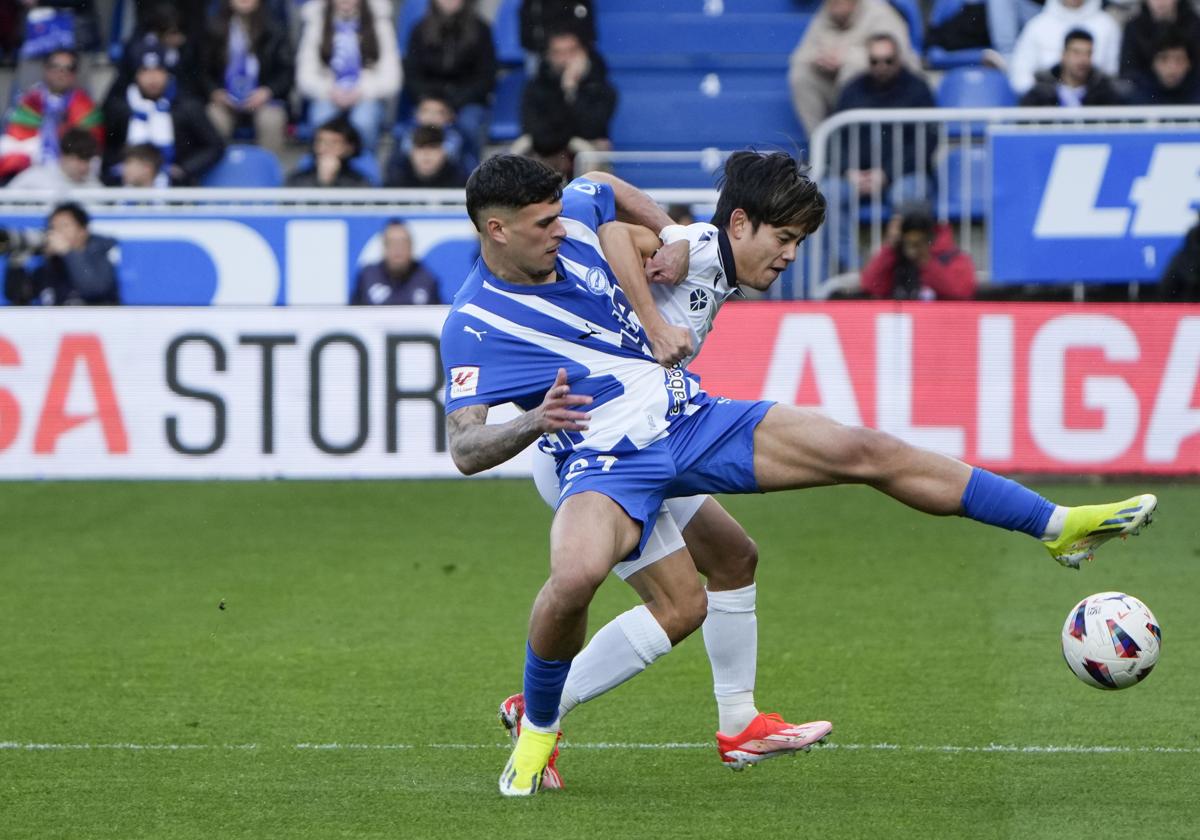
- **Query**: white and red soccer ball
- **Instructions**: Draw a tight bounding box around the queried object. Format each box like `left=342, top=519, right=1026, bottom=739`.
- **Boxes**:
left=1061, top=592, right=1161, bottom=690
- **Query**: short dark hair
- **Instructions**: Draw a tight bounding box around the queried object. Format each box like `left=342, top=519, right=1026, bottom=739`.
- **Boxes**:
left=315, top=114, right=362, bottom=159
left=465, top=155, right=563, bottom=232
left=60, top=128, right=98, bottom=160
left=1153, top=30, right=1191, bottom=58
left=867, top=32, right=899, bottom=52
left=49, top=201, right=89, bottom=229
left=123, top=142, right=164, bottom=170
left=1064, top=28, right=1093, bottom=49
left=711, top=151, right=826, bottom=233
left=899, top=203, right=935, bottom=237
left=412, top=124, right=446, bottom=149
left=43, top=48, right=78, bottom=66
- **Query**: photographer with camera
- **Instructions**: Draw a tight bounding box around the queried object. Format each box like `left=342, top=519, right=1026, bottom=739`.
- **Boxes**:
left=860, top=202, right=977, bottom=300
left=2, top=202, right=120, bottom=305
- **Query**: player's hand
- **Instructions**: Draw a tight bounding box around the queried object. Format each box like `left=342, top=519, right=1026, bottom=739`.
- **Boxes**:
left=534, top=368, right=592, bottom=432
left=647, top=322, right=694, bottom=368
left=645, top=239, right=690, bottom=285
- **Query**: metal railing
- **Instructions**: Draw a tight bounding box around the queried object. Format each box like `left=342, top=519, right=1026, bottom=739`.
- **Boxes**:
left=807, top=104, right=1200, bottom=299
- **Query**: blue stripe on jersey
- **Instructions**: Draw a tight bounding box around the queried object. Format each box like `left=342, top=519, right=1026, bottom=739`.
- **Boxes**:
left=561, top=177, right=616, bottom=230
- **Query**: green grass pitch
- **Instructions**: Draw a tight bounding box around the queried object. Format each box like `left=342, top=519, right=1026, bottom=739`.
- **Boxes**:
left=2, top=479, right=1198, bottom=839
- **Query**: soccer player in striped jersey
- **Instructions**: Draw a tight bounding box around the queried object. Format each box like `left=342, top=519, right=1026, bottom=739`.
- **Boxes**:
left=442, top=154, right=1157, bottom=797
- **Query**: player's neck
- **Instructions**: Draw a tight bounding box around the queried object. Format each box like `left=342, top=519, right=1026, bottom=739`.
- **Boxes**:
left=484, top=254, right=558, bottom=286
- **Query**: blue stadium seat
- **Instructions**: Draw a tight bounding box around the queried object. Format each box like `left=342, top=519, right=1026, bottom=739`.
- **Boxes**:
left=201, top=145, right=284, bottom=188
left=609, top=68, right=785, bottom=93
left=888, top=0, right=924, bottom=53
left=493, top=0, right=524, bottom=66
left=597, top=13, right=810, bottom=69
left=939, top=145, right=985, bottom=221
left=610, top=89, right=805, bottom=151
left=610, top=159, right=724, bottom=189
left=292, top=152, right=382, bottom=186
left=603, top=0, right=808, bottom=10
left=925, top=0, right=988, bottom=69
left=937, top=66, right=1015, bottom=107
left=424, top=240, right=480, bottom=302
left=397, top=0, right=429, bottom=52
left=488, top=68, right=525, bottom=143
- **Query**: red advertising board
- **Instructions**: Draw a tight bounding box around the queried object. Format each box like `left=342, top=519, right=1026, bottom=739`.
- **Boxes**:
left=691, top=302, right=1200, bottom=475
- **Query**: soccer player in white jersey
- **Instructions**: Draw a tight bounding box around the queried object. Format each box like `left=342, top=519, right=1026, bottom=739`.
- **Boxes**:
left=440, top=154, right=1158, bottom=797
left=498, top=153, right=835, bottom=787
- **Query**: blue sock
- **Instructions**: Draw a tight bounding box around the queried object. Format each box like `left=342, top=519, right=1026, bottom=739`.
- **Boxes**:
left=523, top=641, right=572, bottom=728
left=960, top=467, right=1055, bottom=538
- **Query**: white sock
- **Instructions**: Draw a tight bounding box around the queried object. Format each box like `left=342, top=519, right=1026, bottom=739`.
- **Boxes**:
left=520, top=713, right=560, bottom=735
left=1041, top=505, right=1069, bottom=541
left=703, top=583, right=760, bottom=735
left=558, top=604, right=672, bottom=721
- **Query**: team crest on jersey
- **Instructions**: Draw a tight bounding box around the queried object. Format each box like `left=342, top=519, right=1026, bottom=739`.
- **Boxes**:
left=689, top=288, right=711, bottom=313
left=585, top=267, right=609, bottom=295
left=450, top=366, right=480, bottom=398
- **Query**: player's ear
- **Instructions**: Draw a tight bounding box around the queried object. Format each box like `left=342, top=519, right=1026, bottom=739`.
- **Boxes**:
left=729, top=208, right=750, bottom=240
left=484, top=215, right=507, bottom=245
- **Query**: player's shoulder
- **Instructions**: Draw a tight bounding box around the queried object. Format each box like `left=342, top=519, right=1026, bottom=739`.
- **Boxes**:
left=683, top=223, right=724, bottom=274
left=560, top=176, right=616, bottom=232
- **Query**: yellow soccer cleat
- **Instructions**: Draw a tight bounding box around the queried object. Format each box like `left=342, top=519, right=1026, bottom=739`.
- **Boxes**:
left=1044, top=494, right=1157, bottom=569
left=498, top=724, right=559, bottom=797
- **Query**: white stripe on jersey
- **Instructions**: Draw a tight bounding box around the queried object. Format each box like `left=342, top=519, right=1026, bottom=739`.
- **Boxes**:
left=560, top=217, right=601, bottom=251
left=484, top=278, right=625, bottom=350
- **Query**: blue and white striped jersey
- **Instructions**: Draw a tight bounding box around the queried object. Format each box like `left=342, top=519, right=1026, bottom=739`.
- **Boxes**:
left=440, top=177, right=706, bottom=457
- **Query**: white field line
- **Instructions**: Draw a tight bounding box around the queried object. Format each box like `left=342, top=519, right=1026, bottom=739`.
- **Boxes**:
left=3, top=741, right=1200, bottom=755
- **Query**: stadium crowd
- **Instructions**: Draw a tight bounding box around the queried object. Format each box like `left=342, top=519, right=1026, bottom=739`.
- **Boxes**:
left=0, top=0, right=1197, bottom=302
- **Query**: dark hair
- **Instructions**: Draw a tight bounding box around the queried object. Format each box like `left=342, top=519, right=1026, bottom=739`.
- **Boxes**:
left=711, top=151, right=826, bottom=233
left=142, top=2, right=183, bottom=37
left=321, top=0, right=380, bottom=69
left=1064, top=28, right=1093, bottom=48
left=43, top=48, right=78, bottom=66
left=412, top=0, right=486, bottom=52
left=315, top=114, right=362, bottom=158
left=1153, top=30, right=1191, bottom=58
left=544, top=25, right=586, bottom=51
left=866, top=32, right=899, bottom=52
left=384, top=217, right=409, bottom=231
left=123, top=142, right=164, bottom=170
left=60, top=128, right=98, bottom=160
left=465, top=154, right=563, bottom=231
left=210, top=0, right=270, bottom=72
left=49, top=201, right=89, bottom=229
left=412, top=124, right=446, bottom=148
left=899, top=204, right=935, bottom=236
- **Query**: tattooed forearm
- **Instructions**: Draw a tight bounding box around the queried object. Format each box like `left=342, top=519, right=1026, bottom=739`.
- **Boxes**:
left=446, top=405, right=543, bottom=475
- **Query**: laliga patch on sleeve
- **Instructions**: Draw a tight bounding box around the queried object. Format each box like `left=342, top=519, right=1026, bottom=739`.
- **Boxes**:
left=450, top=366, right=480, bottom=398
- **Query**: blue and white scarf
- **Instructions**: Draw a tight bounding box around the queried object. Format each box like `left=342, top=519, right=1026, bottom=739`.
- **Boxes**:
left=39, top=87, right=68, bottom=163
left=224, top=19, right=261, bottom=105
left=125, top=84, right=175, bottom=164
left=330, top=18, right=362, bottom=88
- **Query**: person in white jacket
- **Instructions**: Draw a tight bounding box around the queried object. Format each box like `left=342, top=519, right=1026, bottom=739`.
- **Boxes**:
left=296, top=0, right=401, bottom=150
left=1008, top=0, right=1121, bottom=94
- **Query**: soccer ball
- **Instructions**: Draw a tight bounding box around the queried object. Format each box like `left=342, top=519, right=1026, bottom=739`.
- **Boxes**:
left=1061, top=592, right=1161, bottom=690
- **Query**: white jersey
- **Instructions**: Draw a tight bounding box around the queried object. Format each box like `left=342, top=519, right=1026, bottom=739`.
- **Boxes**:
left=651, top=223, right=741, bottom=368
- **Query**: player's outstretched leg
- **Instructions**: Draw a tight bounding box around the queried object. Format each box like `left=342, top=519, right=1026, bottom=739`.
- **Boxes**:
left=751, top=405, right=1157, bottom=567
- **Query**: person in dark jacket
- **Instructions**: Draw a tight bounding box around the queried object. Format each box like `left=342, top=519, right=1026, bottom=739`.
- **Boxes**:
left=517, top=25, right=615, bottom=176
left=1160, top=211, right=1200, bottom=301
left=385, top=124, right=468, bottom=188
left=1130, top=31, right=1200, bottom=104
left=102, top=41, right=225, bottom=186
left=403, top=0, right=496, bottom=155
left=203, top=0, right=294, bottom=157
left=351, top=219, right=441, bottom=304
left=106, top=3, right=207, bottom=106
left=1119, top=0, right=1200, bottom=87
left=2, top=202, right=120, bottom=305
left=285, top=114, right=370, bottom=187
left=825, top=32, right=936, bottom=267
left=860, top=202, right=977, bottom=300
left=520, top=0, right=594, bottom=55
left=1019, top=28, right=1127, bottom=106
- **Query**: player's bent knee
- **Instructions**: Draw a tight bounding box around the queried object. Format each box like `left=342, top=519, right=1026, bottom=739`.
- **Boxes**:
left=546, top=565, right=608, bottom=612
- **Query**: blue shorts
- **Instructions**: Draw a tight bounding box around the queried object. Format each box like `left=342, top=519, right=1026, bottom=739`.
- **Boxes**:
left=556, top=397, right=774, bottom=560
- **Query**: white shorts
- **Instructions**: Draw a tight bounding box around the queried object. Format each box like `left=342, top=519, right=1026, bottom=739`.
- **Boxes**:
left=531, top=448, right=709, bottom=580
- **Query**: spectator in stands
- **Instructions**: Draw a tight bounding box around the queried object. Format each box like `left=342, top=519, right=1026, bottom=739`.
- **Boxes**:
left=395, top=94, right=477, bottom=173
left=286, top=114, right=370, bottom=187
left=986, top=0, right=1041, bottom=66
left=7, top=126, right=99, bottom=189
left=1160, top=211, right=1200, bottom=301
left=515, top=25, right=616, bottom=179
left=521, top=0, right=595, bottom=57
left=119, top=143, right=166, bottom=187
left=1130, top=32, right=1200, bottom=104
left=133, top=0, right=208, bottom=44
left=103, top=42, right=225, bottom=186
left=825, top=33, right=936, bottom=267
left=351, top=219, right=441, bottom=304
left=10, top=2, right=100, bottom=97
left=0, top=48, right=102, bottom=182
left=296, top=0, right=401, bottom=151
left=1019, top=29, right=1126, bottom=107
left=403, top=0, right=496, bottom=157
left=203, top=0, right=294, bottom=158
left=787, top=0, right=918, bottom=137
left=107, top=4, right=206, bottom=106
left=1, top=201, right=120, bottom=305
left=1009, top=0, right=1120, bottom=95
left=385, top=124, right=468, bottom=188
left=1120, top=0, right=1200, bottom=86
left=860, top=202, right=976, bottom=300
